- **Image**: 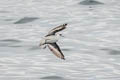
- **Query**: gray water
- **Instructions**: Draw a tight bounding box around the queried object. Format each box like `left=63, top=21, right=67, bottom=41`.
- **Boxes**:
left=0, top=0, right=120, bottom=80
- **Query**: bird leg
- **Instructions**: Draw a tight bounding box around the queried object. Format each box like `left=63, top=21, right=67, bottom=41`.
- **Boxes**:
left=43, top=45, right=47, bottom=49
left=40, top=44, right=46, bottom=49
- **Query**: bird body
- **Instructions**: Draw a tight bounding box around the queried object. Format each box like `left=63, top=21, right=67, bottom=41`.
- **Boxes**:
left=44, top=34, right=59, bottom=44
left=39, top=23, right=67, bottom=60
left=40, top=34, right=60, bottom=46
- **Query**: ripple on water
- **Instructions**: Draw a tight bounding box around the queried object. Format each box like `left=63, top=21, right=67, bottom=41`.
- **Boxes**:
left=0, top=39, right=21, bottom=43
left=79, top=0, right=104, bottom=5
left=62, top=48, right=72, bottom=51
left=0, top=39, right=22, bottom=47
left=0, top=10, right=9, bottom=13
left=41, top=76, right=68, bottom=80
left=7, top=45, right=22, bottom=48
left=101, top=48, right=120, bottom=55
left=5, top=19, right=14, bottom=21
left=29, top=46, right=40, bottom=51
left=14, top=17, right=39, bottom=24
left=61, top=46, right=75, bottom=51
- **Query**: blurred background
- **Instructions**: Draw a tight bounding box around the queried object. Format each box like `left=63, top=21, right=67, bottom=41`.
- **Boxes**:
left=0, top=0, right=120, bottom=80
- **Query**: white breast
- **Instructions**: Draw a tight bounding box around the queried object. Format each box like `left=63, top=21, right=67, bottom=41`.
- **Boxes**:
left=45, top=35, right=59, bottom=43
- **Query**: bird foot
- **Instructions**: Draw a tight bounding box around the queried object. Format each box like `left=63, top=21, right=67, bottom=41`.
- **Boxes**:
left=40, top=45, right=46, bottom=49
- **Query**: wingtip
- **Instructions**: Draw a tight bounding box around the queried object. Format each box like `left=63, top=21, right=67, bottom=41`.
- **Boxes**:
left=62, top=57, right=65, bottom=60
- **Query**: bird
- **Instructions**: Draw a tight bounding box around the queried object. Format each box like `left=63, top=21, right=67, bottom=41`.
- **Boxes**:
left=39, top=23, right=67, bottom=60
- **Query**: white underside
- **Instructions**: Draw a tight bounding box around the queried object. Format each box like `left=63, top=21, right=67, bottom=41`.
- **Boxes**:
left=45, top=35, right=58, bottom=43
left=40, top=35, right=59, bottom=46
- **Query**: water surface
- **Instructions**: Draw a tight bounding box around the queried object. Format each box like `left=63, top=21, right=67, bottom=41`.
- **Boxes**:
left=0, top=0, right=120, bottom=80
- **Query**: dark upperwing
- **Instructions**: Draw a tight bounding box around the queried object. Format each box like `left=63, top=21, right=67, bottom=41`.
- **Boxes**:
left=46, top=23, right=67, bottom=36
left=47, top=43, right=65, bottom=60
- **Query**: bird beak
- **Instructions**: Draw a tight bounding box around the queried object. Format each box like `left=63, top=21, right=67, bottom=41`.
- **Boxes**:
left=61, top=35, right=64, bottom=37
left=60, top=34, right=65, bottom=37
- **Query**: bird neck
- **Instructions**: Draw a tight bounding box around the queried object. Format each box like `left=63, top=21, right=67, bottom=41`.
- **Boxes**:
left=56, top=34, right=61, bottom=38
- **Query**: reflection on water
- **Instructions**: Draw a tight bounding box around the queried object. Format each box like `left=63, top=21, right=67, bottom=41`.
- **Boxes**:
left=14, top=17, right=39, bottom=24
left=79, top=0, right=104, bottom=5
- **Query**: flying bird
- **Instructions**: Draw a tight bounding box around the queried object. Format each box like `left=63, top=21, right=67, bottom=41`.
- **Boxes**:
left=39, top=23, right=67, bottom=60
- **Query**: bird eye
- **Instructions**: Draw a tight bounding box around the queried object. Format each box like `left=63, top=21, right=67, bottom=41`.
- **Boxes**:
left=63, top=23, right=67, bottom=26
left=59, top=34, right=62, bottom=36
left=59, top=34, right=64, bottom=37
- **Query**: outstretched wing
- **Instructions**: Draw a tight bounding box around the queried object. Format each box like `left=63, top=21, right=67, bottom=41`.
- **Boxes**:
left=47, top=43, right=65, bottom=60
left=46, top=23, right=67, bottom=36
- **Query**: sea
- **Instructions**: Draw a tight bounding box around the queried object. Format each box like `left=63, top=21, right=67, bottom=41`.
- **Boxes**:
left=0, top=0, right=120, bottom=80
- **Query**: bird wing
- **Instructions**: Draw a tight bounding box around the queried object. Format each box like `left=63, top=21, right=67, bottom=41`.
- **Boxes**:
left=46, top=23, right=67, bottom=36
left=47, top=43, right=65, bottom=60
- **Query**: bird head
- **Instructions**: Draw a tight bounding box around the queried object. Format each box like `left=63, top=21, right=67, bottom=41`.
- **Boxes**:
left=59, top=34, right=64, bottom=37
